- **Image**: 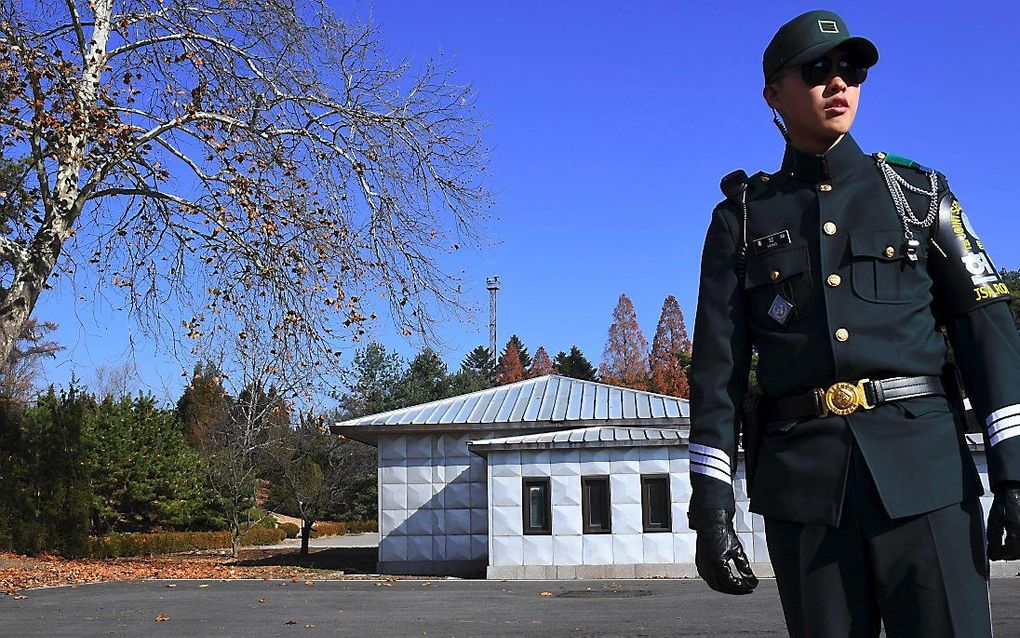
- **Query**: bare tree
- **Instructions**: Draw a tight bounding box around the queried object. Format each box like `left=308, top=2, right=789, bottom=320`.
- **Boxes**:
left=0, top=316, right=63, bottom=403
left=203, top=324, right=294, bottom=557
left=0, top=0, right=490, bottom=377
left=93, top=360, right=136, bottom=398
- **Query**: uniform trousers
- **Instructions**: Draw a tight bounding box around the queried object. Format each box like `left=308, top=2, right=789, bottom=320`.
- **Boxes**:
left=763, top=441, right=992, bottom=637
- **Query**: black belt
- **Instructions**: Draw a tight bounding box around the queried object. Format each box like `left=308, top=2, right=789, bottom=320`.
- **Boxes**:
left=763, top=375, right=945, bottom=421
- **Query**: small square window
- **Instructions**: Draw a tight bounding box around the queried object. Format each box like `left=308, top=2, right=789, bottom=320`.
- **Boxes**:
left=641, top=474, right=672, bottom=532
left=581, top=476, right=612, bottom=534
left=522, top=477, right=551, bottom=535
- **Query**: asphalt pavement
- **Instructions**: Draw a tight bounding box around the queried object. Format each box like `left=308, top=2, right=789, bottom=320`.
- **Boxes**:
left=4, top=577, right=1020, bottom=637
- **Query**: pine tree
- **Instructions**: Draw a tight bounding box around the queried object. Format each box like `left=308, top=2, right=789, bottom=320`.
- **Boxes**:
left=495, top=342, right=527, bottom=385
left=650, top=295, right=693, bottom=398
left=337, top=342, right=404, bottom=419
left=502, top=334, right=532, bottom=370
left=599, top=293, right=650, bottom=390
left=396, top=347, right=450, bottom=407
left=176, top=361, right=230, bottom=450
left=460, top=345, right=495, bottom=381
left=528, top=346, right=556, bottom=377
left=553, top=345, right=599, bottom=381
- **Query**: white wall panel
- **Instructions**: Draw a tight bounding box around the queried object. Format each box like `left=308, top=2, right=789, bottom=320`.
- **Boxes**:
left=551, top=475, right=581, bottom=506
left=553, top=535, right=583, bottom=565
left=582, top=534, right=613, bottom=565
left=611, top=474, right=641, bottom=505
left=642, top=533, right=674, bottom=564
left=613, top=534, right=643, bottom=564
left=523, top=535, right=554, bottom=565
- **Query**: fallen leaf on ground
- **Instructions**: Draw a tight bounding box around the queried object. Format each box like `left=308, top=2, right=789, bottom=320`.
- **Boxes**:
left=373, top=582, right=382, bottom=587
left=259, top=598, right=268, bottom=603
left=539, top=591, right=553, bottom=597
left=13, top=595, right=28, bottom=600
left=155, top=613, right=170, bottom=622
left=305, top=624, right=315, bottom=628
left=199, top=584, right=209, bottom=588
left=285, top=620, right=297, bottom=625
left=304, top=581, right=314, bottom=587
left=166, top=584, right=176, bottom=588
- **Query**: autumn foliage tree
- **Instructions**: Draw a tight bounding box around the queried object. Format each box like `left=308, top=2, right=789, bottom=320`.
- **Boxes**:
left=502, top=335, right=531, bottom=370
left=495, top=342, right=527, bottom=385
left=0, top=1, right=490, bottom=383
left=599, top=293, right=650, bottom=390
left=649, top=295, right=693, bottom=398
left=528, top=346, right=555, bottom=378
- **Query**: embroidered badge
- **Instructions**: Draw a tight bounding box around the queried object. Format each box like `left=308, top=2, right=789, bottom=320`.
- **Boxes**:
left=768, top=294, right=794, bottom=325
left=752, top=230, right=791, bottom=254
left=818, top=20, right=839, bottom=34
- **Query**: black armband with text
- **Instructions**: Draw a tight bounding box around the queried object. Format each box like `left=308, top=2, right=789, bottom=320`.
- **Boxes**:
left=928, top=192, right=1012, bottom=323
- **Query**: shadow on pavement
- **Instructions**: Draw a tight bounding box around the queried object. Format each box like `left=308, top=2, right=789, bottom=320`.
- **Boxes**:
left=235, top=546, right=379, bottom=573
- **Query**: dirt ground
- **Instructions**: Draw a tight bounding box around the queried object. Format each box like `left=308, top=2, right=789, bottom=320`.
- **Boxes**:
left=0, top=545, right=414, bottom=594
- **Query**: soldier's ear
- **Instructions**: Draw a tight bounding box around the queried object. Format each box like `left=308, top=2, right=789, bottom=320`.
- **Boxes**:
left=763, top=83, right=781, bottom=111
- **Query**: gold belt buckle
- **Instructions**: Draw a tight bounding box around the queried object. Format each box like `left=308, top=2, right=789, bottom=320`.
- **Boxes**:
left=817, top=378, right=874, bottom=417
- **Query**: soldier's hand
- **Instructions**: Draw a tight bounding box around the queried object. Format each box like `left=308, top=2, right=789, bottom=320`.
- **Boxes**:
left=988, top=482, right=1020, bottom=561
left=690, top=508, right=758, bottom=595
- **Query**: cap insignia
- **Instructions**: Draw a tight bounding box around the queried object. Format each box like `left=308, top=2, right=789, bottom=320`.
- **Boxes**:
left=818, top=20, right=839, bottom=34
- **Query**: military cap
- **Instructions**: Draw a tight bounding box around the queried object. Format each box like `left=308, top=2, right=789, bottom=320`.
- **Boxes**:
left=763, top=10, right=879, bottom=85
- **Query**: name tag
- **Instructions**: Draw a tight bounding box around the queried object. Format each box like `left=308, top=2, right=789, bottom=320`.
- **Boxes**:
left=752, top=230, right=791, bottom=254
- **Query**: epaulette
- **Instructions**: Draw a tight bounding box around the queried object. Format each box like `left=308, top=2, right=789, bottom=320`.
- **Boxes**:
left=874, top=151, right=934, bottom=174
left=719, top=169, right=772, bottom=206
left=874, top=151, right=947, bottom=189
left=746, top=171, right=773, bottom=200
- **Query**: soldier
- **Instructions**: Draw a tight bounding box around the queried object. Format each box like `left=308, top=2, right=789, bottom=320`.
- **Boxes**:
left=687, top=9, right=1020, bottom=637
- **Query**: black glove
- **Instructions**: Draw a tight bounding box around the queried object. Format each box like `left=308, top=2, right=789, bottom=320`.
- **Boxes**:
left=689, top=508, right=759, bottom=595
left=988, top=481, right=1020, bottom=561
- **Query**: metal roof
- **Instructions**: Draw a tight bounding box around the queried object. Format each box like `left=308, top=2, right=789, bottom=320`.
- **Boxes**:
left=467, top=426, right=687, bottom=454
left=332, top=374, right=689, bottom=431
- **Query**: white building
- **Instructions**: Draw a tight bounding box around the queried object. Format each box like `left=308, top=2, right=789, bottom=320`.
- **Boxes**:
left=333, top=373, right=993, bottom=579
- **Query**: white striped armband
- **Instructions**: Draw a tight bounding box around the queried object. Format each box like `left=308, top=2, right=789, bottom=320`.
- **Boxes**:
left=987, top=403, right=1020, bottom=447
left=689, top=443, right=732, bottom=485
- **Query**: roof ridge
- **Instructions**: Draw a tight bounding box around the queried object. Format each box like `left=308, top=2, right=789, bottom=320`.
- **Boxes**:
left=334, top=374, right=689, bottom=427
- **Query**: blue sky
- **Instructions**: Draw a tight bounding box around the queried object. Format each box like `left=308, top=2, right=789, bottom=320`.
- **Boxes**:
left=37, top=1, right=1020, bottom=402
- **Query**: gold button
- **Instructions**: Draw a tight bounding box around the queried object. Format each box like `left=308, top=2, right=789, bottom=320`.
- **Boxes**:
left=819, top=184, right=833, bottom=192
left=823, top=222, right=837, bottom=235
left=826, top=274, right=842, bottom=287
left=834, top=328, right=849, bottom=342
left=884, top=246, right=896, bottom=258
left=770, top=270, right=780, bottom=281
left=760, top=174, right=770, bottom=182
left=876, top=152, right=887, bottom=160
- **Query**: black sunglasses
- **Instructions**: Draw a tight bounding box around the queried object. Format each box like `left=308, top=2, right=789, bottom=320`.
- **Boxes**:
left=799, top=56, right=869, bottom=86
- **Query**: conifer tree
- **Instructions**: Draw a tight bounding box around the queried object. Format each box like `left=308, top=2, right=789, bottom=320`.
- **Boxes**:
left=495, top=342, right=527, bottom=385
left=396, top=348, right=450, bottom=407
left=650, top=295, right=693, bottom=398
left=599, top=294, right=650, bottom=390
left=460, top=345, right=495, bottom=381
left=553, top=346, right=599, bottom=381
left=529, top=346, right=556, bottom=378
left=502, top=334, right=532, bottom=370
left=337, top=342, right=404, bottom=419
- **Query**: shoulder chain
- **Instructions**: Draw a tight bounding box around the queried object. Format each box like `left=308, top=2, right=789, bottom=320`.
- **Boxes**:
left=876, top=157, right=939, bottom=241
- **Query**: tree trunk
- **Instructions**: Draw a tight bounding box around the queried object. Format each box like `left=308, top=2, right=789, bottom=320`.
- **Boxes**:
left=231, top=526, right=241, bottom=558
left=300, top=520, right=314, bottom=556
left=0, top=0, right=114, bottom=365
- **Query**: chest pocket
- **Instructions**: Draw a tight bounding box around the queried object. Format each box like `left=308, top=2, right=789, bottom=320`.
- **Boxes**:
left=744, top=243, right=815, bottom=326
left=849, top=229, right=930, bottom=304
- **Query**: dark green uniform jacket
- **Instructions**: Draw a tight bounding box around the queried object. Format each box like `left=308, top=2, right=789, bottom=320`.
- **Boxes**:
left=688, top=133, right=1020, bottom=526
